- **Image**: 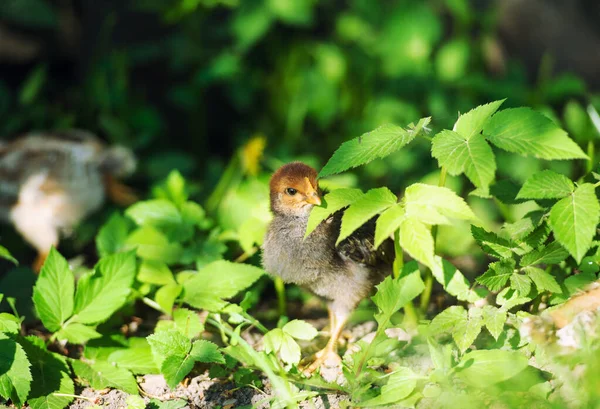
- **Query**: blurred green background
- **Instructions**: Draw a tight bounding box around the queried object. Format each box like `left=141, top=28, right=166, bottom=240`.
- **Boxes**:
left=1, top=0, right=600, bottom=263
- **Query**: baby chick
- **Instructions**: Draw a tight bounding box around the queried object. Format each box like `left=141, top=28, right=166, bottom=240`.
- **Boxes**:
left=0, top=130, right=137, bottom=270
left=262, top=162, right=393, bottom=372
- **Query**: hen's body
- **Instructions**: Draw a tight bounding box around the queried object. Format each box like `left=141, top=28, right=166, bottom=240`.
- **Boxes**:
left=262, top=162, right=393, bottom=372
left=0, top=130, right=135, bottom=268
left=263, top=211, right=391, bottom=315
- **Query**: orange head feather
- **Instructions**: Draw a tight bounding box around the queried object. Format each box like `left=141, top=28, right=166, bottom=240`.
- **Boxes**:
left=269, top=162, right=321, bottom=216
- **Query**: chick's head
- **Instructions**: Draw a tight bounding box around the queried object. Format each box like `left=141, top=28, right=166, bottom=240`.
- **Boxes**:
left=269, top=162, right=321, bottom=217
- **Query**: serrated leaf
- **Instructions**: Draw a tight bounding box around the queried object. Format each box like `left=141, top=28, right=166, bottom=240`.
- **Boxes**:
left=549, top=183, right=600, bottom=263
left=161, top=354, right=195, bottom=389
left=482, top=306, right=506, bottom=340
left=108, top=343, right=159, bottom=374
left=517, top=170, right=575, bottom=199
left=172, top=308, right=204, bottom=339
left=0, top=313, right=20, bottom=334
left=279, top=334, right=301, bottom=365
left=0, top=245, right=17, bottom=265
left=147, top=330, right=190, bottom=368
left=71, top=360, right=138, bottom=395
left=73, top=251, right=136, bottom=324
left=190, top=340, right=225, bottom=364
left=125, top=226, right=184, bottom=264
left=521, top=241, right=569, bottom=266
left=501, top=211, right=545, bottom=241
left=399, top=218, right=434, bottom=269
left=337, top=187, right=397, bottom=245
left=489, top=179, right=527, bottom=205
left=471, top=226, right=516, bottom=259
left=404, top=183, right=476, bottom=225
left=32, top=248, right=74, bottom=332
left=429, top=306, right=466, bottom=334
left=524, top=266, right=562, bottom=293
left=374, top=203, right=406, bottom=248
left=358, top=367, right=418, bottom=406
left=96, top=213, right=132, bottom=257
left=372, top=266, right=424, bottom=327
left=263, top=328, right=284, bottom=354
left=510, top=273, right=532, bottom=297
left=138, top=260, right=176, bottom=285
left=452, top=307, right=483, bottom=353
left=484, top=108, right=588, bottom=160
left=456, top=350, right=529, bottom=388
left=282, top=320, right=318, bottom=341
left=305, top=188, right=364, bottom=237
left=55, top=323, right=101, bottom=344
left=126, top=199, right=182, bottom=229
left=155, top=283, right=182, bottom=315
left=18, top=336, right=74, bottom=409
left=496, top=287, right=532, bottom=310
left=183, top=261, right=264, bottom=311
left=476, top=259, right=515, bottom=291
left=432, top=131, right=496, bottom=194
left=0, top=333, right=32, bottom=405
left=319, top=118, right=431, bottom=177
left=126, top=395, right=146, bottom=409
left=431, top=257, right=482, bottom=303
left=454, top=99, right=505, bottom=139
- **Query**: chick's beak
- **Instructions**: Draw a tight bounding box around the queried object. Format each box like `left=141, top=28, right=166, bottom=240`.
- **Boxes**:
left=305, top=193, right=322, bottom=206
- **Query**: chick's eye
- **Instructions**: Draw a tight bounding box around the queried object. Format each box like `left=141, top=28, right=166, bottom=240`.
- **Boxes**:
left=285, top=188, right=297, bottom=195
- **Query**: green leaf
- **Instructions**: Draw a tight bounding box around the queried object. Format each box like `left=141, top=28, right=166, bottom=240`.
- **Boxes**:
left=456, top=350, right=529, bottom=388
left=521, top=241, right=569, bottom=266
left=524, top=266, right=561, bottom=293
left=18, top=336, right=74, bottom=409
left=279, top=334, right=301, bottom=365
left=372, top=267, right=425, bottom=327
left=155, top=308, right=204, bottom=339
left=190, top=340, right=225, bottom=365
left=432, top=131, right=496, bottom=194
left=510, top=273, right=532, bottom=297
left=337, top=187, right=397, bottom=245
left=431, top=257, right=482, bottom=303
left=404, top=183, right=476, bottom=225
left=358, top=367, right=418, bottom=406
left=471, top=226, right=516, bottom=259
left=305, top=188, right=364, bottom=237
left=96, top=213, right=132, bottom=257
left=282, top=320, right=318, bottom=341
left=454, top=100, right=505, bottom=140
left=482, top=306, right=506, bottom=340
left=476, top=259, right=515, bottom=291
left=126, top=199, right=182, bottom=229
left=549, top=183, right=600, bottom=263
left=484, top=108, right=588, bottom=160
left=125, top=226, right=184, bottom=264
left=19, top=65, right=47, bottom=105
left=71, top=360, right=138, bottom=395
left=0, top=333, right=32, bottom=405
left=319, top=118, right=431, bottom=177
left=55, top=323, right=101, bottom=344
left=108, top=343, right=159, bottom=374
left=0, top=245, right=17, bottom=265
left=183, top=261, right=264, bottom=311
left=263, top=328, right=284, bottom=354
left=147, top=330, right=190, bottom=368
left=155, top=284, right=182, bottom=315
left=73, top=251, right=136, bottom=324
left=138, top=260, right=176, bottom=285
left=399, top=218, right=434, bottom=268
left=0, top=313, right=20, bottom=334
left=161, top=354, right=195, bottom=389
left=374, top=203, right=406, bottom=248
left=126, top=395, right=146, bottom=409
left=32, top=248, right=74, bottom=332
left=452, top=307, right=483, bottom=353
left=429, top=306, right=466, bottom=334
left=517, top=170, right=575, bottom=199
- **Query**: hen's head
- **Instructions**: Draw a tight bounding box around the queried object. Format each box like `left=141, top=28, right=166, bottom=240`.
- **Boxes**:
left=269, top=162, right=321, bottom=217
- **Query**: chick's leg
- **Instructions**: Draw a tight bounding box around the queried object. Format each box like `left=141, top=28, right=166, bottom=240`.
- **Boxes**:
left=304, top=304, right=350, bottom=374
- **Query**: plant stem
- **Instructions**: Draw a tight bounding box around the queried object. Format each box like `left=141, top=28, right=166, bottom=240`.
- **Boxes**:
left=393, top=229, right=403, bottom=279
left=274, top=277, right=287, bottom=317
left=205, top=153, right=241, bottom=214
left=587, top=141, right=595, bottom=174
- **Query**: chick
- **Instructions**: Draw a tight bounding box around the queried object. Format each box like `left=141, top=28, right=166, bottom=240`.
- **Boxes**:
left=0, top=130, right=137, bottom=270
left=262, top=162, right=393, bottom=372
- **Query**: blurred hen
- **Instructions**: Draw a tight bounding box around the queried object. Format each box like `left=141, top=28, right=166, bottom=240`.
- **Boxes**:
left=0, top=130, right=136, bottom=270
